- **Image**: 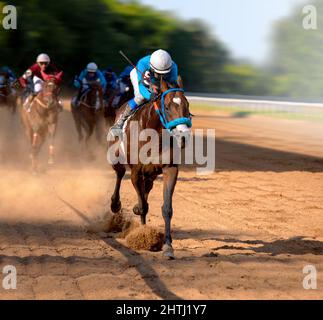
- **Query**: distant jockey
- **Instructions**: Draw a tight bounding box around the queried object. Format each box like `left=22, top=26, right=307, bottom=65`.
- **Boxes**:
left=118, top=65, right=132, bottom=82
left=0, top=66, right=16, bottom=84
left=110, top=49, right=178, bottom=131
left=102, top=67, right=117, bottom=100
left=72, top=62, right=107, bottom=110
left=111, top=65, right=133, bottom=108
left=19, top=53, right=63, bottom=111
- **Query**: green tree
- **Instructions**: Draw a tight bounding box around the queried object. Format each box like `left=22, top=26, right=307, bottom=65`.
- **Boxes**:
left=270, top=0, right=323, bottom=98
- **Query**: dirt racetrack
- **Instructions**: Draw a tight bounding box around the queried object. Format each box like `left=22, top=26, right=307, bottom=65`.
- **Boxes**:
left=0, top=102, right=322, bottom=300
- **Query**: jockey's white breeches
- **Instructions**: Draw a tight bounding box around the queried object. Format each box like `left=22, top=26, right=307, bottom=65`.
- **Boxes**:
left=130, top=68, right=145, bottom=105
left=33, top=76, right=44, bottom=93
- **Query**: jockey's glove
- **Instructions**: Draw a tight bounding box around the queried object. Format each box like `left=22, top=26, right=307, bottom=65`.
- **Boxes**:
left=150, top=92, right=158, bottom=101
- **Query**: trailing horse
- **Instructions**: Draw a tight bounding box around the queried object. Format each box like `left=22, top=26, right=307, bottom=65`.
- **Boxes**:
left=108, top=77, right=192, bottom=259
left=0, top=73, right=17, bottom=114
left=71, top=81, right=105, bottom=157
left=20, top=71, right=63, bottom=174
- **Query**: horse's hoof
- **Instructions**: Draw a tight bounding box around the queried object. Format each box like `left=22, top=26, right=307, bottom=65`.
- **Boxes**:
left=111, top=200, right=121, bottom=213
left=133, top=204, right=149, bottom=216
left=162, top=244, right=175, bottom=260
left=133, top=204, right=143, bottom=216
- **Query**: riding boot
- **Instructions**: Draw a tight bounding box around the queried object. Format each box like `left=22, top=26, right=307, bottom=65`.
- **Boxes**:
left=110, top=102, right=136, bottom=131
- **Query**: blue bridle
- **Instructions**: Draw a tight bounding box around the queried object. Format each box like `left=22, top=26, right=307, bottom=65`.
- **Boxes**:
left=155, top=88, right=192, bottom=132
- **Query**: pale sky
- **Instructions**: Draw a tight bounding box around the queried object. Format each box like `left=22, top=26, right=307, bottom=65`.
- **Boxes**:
left=140, top=0, right=306, bottom=64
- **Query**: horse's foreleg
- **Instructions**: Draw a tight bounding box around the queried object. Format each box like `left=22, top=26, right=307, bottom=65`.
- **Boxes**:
left=95, top=112, right=104, bottom=145
left=31, top=131, right=45, bottom=174
left=48, top=122, right=57, bottom=165
left=161, top=165, right=178, bottom=260
left=31, top=132, right=38, bottom=174
left=111, top=163, right=126, bottom=213
left=84, top=119, right=95, bottom=161
left=72, top=110, right=83, bottom=142
left=131, top=169, right=149, bottom=225
left=144, top=175, right=157, bottom=201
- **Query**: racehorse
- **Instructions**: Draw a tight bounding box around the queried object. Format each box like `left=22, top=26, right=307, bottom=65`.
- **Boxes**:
left=0, top=73, right=17, bottom=114
left=108, top=77, right=192, bottom=259
left=104, top=77, right=134, bottom=129
left=20, top=71, right=63, bottom=174
left=71, top=81, right=105, bottom=157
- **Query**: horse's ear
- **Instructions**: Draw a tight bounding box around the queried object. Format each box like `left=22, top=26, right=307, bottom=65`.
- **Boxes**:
left=177, top=75, right=184, bottom=89
left=40, top=70, right=51, bottom=81
left=160, top=78, right=168, bottom=93
left=55, top=71, right=63, bottom=80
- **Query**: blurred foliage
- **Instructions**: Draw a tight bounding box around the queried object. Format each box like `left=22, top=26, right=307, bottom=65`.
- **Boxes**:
left=270, top=0, right=323, bottom=98
left=0, top=0, right=278, bottom=96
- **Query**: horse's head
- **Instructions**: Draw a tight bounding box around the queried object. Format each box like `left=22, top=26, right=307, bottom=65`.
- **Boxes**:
left=158, top=77, right=192, bottom=149
left=84, top=80, right=102, bottom=107
left=40, top=71, right=63, bottom=108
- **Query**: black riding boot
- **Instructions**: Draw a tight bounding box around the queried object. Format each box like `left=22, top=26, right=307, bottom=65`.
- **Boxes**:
left=110, top=103, right=135, bottom=131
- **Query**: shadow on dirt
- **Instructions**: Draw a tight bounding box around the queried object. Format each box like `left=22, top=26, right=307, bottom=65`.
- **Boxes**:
left=180, top=135, right=323, bottom=173
left=210, top=236, right=323, bottom=256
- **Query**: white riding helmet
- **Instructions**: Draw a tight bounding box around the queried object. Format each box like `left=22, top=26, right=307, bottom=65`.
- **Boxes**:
left=37, top=53, right=51, bottom=63
left=150, top=49, right=172, bottom=74
left=87, top=62, right=98, bottom=72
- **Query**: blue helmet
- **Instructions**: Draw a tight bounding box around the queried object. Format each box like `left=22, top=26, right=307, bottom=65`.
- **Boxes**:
left=0, top=66, right=10, bottom=73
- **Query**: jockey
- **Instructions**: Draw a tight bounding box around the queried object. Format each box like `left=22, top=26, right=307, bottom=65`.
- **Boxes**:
left=19, top=53, right=62, bottom=111
left=118, top=65, right=133, bottom=82
left=0, top=66, right=16, bottom=84
left=73, top=62, right=107, bottom=109
left=111, top=65, right=133, bottom=108
left=110, top=49, right=178, bottom=130
left=102, top=67, right=117, bottom=100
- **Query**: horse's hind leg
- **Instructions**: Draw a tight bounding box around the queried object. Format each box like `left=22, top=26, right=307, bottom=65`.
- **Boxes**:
left=111, top=163, right=126, bottom=213
left=161, top=165, right=178, bottom=260
left=131, top=169, right=149, bottom=225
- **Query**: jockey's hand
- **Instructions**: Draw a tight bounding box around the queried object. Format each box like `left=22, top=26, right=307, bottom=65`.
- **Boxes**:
left=11, top=79, right=22, bottom=91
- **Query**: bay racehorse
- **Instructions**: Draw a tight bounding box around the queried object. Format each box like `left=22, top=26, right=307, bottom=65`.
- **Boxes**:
left=0, top=73, right=17, bottom=114
left=20, top=71, right=63, bottom=174
left=71, top=81, right=105, bottom=156
left=108, top=77, right=192, bottom=259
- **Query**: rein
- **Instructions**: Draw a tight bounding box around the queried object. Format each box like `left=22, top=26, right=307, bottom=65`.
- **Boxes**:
left=33, top=85, right=58, bottom=110
left=153, top=88, right=192, bottom=132
left=80, top=86, right=100, bottom=109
